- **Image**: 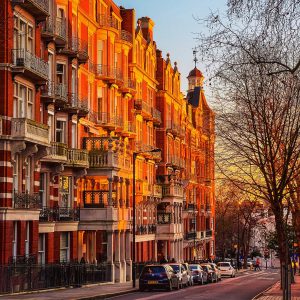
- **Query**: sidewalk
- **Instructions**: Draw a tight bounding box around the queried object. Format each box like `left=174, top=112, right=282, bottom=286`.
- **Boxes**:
left=0, top=281, right=138, bottom=300
left=255, top=274, right=300, bottom=300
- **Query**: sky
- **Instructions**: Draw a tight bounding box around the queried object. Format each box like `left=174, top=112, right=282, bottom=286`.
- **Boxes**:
left=114, top=0, right=228, bottom=94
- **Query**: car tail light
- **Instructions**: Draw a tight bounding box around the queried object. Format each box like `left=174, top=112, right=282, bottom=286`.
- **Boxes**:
left=193, top=270, right=200, bottom=275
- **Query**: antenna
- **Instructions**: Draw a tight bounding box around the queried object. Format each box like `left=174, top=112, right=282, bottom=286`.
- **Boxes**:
left=193, top=47, right=198, bottom=68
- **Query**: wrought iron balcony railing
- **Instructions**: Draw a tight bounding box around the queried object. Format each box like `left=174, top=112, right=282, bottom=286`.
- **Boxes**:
left=11, top=118, right=49, bottom=146
left=11, top=0, right=49, bottom=20
left=39, top=206, right=80, bottom=221
left=95, top=64, right=123, bottom=82
left=120, top=30, right=133, bottom=43
left=97, top=14, right=119, bottom=30
left=42, top=17, right=67, bottom=42
left=69, top=93, right=89, bottom=113
left=11, top=49, right=49, bottom=81
left=134, top=99, right=152, bottom=116
left=40, top=81, right=68, bottom=103
left=13, top=191, right=40, bottom=209
left=157, top=212, right=172, bottom=224
left=82, top=190, right=117, bottom=208
left=161, top=183, right=183, bottom=198
left=152, top=107, right=162, bottom=123
left=185, top=231, right=197, bottom=240
left=136, top=224, right=156, bottom=235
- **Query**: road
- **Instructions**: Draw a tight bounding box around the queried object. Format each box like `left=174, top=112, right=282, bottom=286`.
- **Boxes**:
left=109, top=269, right=280, bottom=300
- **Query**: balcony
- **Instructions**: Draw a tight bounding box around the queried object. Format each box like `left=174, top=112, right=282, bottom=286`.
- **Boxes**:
left=157, top=212, right=172, bottom=224
left=40, top=81, right=68, bottom=107
left=11, top=49, right=49, bottom=82
left=82, top=190, right=116, bottom=208
left=167, top=155, right=184, bottom=169
left=83, top=137, right=121, bottom=170
left=43, top=142, right=68, bottom=162
left=136, top=224, right=156, bottom=235
left=11, top=118, right=49, bottom=146
left=59, top=37, right=88, bottom=63
left=11, top=0, right=49, bottom=21
left=95, top=64, right=123, bottom=84
left=67, top=93, right=89, bottom=116
left=41, top=17, right=67, bottom=46
left=161, top=183, right=183, bottom=198
left=13, top=191, right=40, bottom=209
left=39, top=206, right=80, bottom=221
left=134, top=99, right=152, bottom=120
left=119, top=30, right=133, bottom=44
left=122, top=121, right=136, bottom=138
left=119, top=78, right=136, bottom=94
left=97, top=14, right=119, bottom=31
left=143, top=182, right=152, bottom=196
left=93, top=112, right=123, bottom=131
left=185, top=231, right=197, bottom=240
left=66, top=148, right=89, bottom=168
left=152, top=107, right=161, bottom=125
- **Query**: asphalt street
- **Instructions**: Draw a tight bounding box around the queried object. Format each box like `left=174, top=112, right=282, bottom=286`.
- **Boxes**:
left=109, top=269, right=280, bottom=300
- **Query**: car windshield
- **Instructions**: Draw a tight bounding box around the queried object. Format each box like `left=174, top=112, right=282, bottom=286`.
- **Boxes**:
left=142, top=266, right=165, bottom=274
left=189, top=265, right=198, bottom=270
left=218, top=263, right=230, bottom=267
left=170, top=265, right=180, bottom=271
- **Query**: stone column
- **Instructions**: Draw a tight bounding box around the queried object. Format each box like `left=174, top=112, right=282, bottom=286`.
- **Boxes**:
left=125, top=178, right=130, bottom=208
left=119, top=177, right=124, bottom=207
left=114, top=230, right=121, bottom=282
left=108, top=177, right=113, bottom=206
left=125, top=230, right=132, bottom=281
left=120, top=231, right=126, bottom=282
left=154, top=240, right=158, bottom=262
left=170, top=241, right=175, bottom=260
left=114, top=177, right=119, bottom=208
left=107, top=231, right=115, bottom=282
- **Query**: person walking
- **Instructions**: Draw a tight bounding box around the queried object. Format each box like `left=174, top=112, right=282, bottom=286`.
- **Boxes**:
left=255, top=258, right=261, bottom=271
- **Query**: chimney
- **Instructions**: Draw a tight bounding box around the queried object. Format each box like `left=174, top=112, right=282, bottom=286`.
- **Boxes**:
left=139, top=16, right=155, bottom=41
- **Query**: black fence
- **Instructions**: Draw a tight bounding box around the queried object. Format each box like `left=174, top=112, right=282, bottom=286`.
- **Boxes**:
left=0, top=263, right=110, bottom=294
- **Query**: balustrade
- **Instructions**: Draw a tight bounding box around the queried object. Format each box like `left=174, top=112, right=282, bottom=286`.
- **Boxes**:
left=39, top=206, right=80, bottom=221
left=13, top=191, right=40, bottom=209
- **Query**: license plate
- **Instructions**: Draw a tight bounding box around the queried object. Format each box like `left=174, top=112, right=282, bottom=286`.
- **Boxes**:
left=148, top=280, right=158, bottom=284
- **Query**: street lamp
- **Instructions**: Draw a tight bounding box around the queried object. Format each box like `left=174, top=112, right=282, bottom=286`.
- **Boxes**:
left=132, top=148, right=161, bottom=288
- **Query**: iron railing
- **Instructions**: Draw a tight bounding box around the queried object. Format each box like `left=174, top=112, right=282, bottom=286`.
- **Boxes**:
left=157, top=212, right=172, bottom=224
left=120, top=30, right=132, bottom=43
left=13, top=191, right=40, bottom=209
left=134, top=99, right=152, bottom=116
left=0, top=263, right=109, bottom=294
left=39, top=207, right=80, bottom=221
left=67, top=148, right=88, bottom=166
left=206, top=229, right=213, bottom=237
left=42, top=17, right=67, bottom=40
left=97, top=14, right=119, bottom=30
left=11, top=0, right=49, bottom=16
left=95, top=64, right=123, bottom=81
left=136, top=224, right=156, bottom=235
left=82, top=190, right=116, bottom=208
left=11, top=49, right=49, bottom=80
left=185, top=231, right=197, bottom=240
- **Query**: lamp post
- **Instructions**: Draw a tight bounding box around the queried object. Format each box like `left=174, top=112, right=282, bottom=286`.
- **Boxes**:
left=132, top=148, right=161, bottom=288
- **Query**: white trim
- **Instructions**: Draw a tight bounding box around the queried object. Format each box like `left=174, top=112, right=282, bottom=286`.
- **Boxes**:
left=0, top=177, right=13, bottom=183
left=0, top=208, right=40, bottom=221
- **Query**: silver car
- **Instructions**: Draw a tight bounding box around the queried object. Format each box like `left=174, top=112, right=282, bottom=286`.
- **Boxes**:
left=168, top=263, right=189, bottom=288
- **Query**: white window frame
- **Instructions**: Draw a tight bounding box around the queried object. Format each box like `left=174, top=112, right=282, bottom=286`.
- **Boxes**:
left=25, top=221, right=30, bottom=257
left=13, top=82, right=34, bottom=119
left=38, top=233, right=46, bottom=265
left=60, top=232, right=70, bottom=262
left=12, top=222, right=18, bottom=260
left=55, top=119, right=67, bottom=144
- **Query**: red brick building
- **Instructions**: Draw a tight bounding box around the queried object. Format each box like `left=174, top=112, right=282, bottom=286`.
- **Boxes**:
left=0, top=0, right=215, bottom=290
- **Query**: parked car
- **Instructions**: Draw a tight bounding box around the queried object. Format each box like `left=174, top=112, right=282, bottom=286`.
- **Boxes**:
left=182, top=262, right=193, bottom=286
left=200, top=264, right=217, bottom=283
left=209, top=263, right=222, bottom=281
left=139, top=264, right=180, bottom=291
left=217, top=262, right=236, bottom=277
left=189, top=264, right=208, bottom=284
left=168, top=263, right=189, bottom=288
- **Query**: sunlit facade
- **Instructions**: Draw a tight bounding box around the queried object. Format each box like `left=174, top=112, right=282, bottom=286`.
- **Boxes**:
left=0, top=0, right=215, bottom=285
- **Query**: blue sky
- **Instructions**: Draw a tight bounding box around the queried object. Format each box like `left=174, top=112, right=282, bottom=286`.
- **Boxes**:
left=115, top=0, right=228, bottom=93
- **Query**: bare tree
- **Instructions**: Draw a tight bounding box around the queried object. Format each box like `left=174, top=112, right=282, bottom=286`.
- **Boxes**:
left=197, top=0, right=300, bottom=286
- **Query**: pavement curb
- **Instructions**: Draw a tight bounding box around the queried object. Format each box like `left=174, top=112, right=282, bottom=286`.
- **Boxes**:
left=251, top=281, right=280, bottom=300
left=77, top=288, right=138, bottom=300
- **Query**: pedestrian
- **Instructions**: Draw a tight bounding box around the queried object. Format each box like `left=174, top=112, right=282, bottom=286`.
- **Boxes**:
left=255, top=258, right=261, bottom=271
left=160, top=256, right=168, bottom=264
